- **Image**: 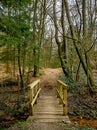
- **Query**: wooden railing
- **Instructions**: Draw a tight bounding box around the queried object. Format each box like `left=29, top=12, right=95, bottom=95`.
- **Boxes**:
left=28, top=79, right=41, bottom=115
left=56, top=80, right=68, bottom=115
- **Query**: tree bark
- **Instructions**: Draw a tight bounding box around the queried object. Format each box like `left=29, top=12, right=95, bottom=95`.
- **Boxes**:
left=53, top=0, right=71, bottom=78
left=33, top=0, right=39, bottom=77
left=64, top=0, right=95, bottom=90
left=17, top=45, right=24, bottom=89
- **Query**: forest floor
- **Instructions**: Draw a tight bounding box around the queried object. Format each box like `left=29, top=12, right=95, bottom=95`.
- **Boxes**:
left=0, top=67, right=97, bottom=129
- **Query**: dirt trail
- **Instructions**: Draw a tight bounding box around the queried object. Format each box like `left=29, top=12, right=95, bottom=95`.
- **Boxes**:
left=40, top=68, right=62, bottom=96
left=7, top=122, right=65, bottom=130
left=26, top=122, right=64, bottom=130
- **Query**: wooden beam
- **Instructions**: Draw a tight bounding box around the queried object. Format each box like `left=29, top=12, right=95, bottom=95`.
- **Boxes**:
left=28, top=79, right=40, bottom=89
left=56, top=80, right=68, bottom=116
left=57, top=80, right=68, bottom=89
left=56, top=88, right=65, bottom=105
left=31, top=88, right=41, bottom=106
left=29, top=79, right=41, bottom=116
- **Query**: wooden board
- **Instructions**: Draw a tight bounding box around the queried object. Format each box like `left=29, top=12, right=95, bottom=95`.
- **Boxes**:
left=27, top=95, right=70, bottom=123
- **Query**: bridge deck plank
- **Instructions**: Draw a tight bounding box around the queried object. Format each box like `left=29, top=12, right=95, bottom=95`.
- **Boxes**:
left=27, top=95, right=70, bottom=123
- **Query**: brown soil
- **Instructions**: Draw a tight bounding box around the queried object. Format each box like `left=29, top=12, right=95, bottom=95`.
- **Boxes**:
left=70, top=118, right=97, bottom=128
left=40, top=68, right=62, bottom=96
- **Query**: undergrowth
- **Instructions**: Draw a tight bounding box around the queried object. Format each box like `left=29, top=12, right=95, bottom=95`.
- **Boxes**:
left=57, top=74, right=85, bottom=93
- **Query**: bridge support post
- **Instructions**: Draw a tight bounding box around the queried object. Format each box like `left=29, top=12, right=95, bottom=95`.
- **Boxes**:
left=59, top=85, right=63, bottom=104
left=63, top=88, right=67, bottom=115
left=29, top=79, right=41, bottom=116
left=57, top=82, right=59, bottom=98
left=38, top=82, right=40, bottom=98
left=35, top=85, right=38, bottom=104
left=29, top=88, right=34, bottom=115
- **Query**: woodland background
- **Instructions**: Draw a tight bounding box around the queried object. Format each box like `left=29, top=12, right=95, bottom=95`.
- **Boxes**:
left=0, top=0, right=97, bottom=129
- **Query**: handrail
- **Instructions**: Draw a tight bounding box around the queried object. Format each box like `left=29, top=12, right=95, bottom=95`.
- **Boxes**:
left=56, top=80, right=68, bottom=115
left=28, top=79, right=41, bottom=115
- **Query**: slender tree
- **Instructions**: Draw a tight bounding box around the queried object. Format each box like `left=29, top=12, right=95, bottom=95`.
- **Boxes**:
left=53, top=0, right=71, bottom=78
left=64, top=0, right=95, bottom=93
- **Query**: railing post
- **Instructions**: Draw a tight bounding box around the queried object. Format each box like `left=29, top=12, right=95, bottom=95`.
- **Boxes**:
left=59, top=85, right=63, bottom=104
left=38, top=82, right=40, bottom=97
left=29, top=79, right=41, bottom=116
left=57, top=81, right=59, bottom=98
left=63, top=87, right=68, bottom=115
left=35, top=85, right=37, bottom=104
left=29, top=87, right=34, bottom=115
left=57, top=80, right=68, bottom=116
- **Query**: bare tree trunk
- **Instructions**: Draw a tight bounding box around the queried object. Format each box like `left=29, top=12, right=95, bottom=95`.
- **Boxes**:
left=64, top=0, right=95, bottom=92
left=61, top=0, right=67, bottom=59
left=49, top=31, right=53, bottom=66
left=53, top=0, right=71, bottom=78
left=6, top=5, right=11, bottom=74
left=22, top=43, right=26, bottom=75
left=13, top=45, right=16, bottom=77
left=33, top=0, right=38, bottom=77
left=17, top=45, right=24, bottom=89
left=6, top=45, right=11, bottom=73
left=76, top=61, right=81, bottom=81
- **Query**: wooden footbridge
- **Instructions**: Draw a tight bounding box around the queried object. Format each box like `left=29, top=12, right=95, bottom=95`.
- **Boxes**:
left=27, top=79, right=70, bottom=123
